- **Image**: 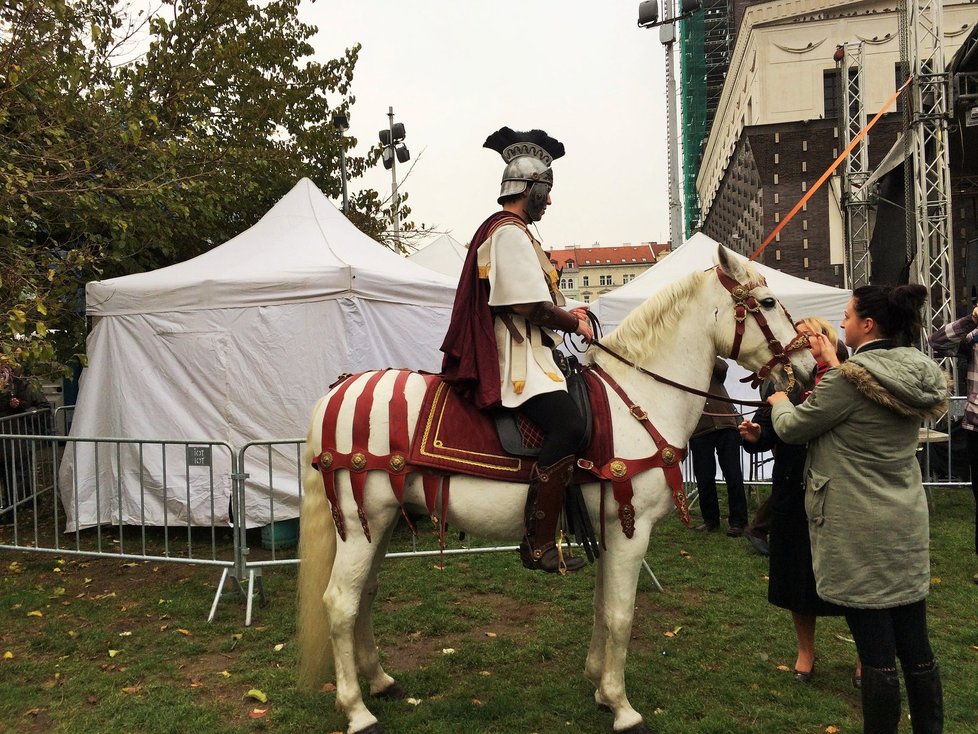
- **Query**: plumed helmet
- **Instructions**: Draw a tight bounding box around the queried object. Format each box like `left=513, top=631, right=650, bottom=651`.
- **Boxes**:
left=484, top=127, right=565, bottom=203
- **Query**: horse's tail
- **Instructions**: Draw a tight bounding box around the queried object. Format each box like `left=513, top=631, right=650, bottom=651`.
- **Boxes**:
left=296, top=396, right=337, bottom=691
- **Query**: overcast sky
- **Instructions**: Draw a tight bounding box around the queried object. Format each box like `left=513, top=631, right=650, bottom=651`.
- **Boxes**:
left=301, top=1, right=673, bottom=249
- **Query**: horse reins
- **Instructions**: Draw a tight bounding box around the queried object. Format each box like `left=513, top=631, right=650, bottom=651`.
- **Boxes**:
left=587, top=266, right=811, bottom=410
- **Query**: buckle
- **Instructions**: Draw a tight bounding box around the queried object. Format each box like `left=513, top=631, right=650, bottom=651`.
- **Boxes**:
left=629, top=404, right=648, bottom=421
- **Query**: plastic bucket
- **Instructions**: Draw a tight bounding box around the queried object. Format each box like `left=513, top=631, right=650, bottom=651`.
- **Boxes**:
left=260, top=518, right=299, bottom=550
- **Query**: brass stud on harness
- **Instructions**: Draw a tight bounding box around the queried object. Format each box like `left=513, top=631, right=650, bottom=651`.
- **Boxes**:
left=318, top=451, right=333, bottom=470
left=610, top=459, right=628, bottom=479
left=351, top=452, right=367, bottom=471
left=389, top=454, right=406, bottom=472
left=661, top=447, right=678, bottom=465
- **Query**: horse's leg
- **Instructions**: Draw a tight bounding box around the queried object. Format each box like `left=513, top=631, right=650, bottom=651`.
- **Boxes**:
left=593, top=526, right=652, bottom=733
left=353, top=517, right=403, bottom=699
left=585, top=555, right=608, bottom=691
left=325, top=502, right=397, bottom=734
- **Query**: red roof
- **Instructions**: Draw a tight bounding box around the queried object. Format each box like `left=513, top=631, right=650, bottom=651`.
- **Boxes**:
left=545, top=243, right=663, bottom=267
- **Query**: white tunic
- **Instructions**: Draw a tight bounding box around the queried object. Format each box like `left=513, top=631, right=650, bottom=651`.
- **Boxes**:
left=479, top=222, right=568, bottom=408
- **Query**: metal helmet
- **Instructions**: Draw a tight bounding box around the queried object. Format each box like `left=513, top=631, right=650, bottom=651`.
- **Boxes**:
left=484, top=127, right=565, bottom=204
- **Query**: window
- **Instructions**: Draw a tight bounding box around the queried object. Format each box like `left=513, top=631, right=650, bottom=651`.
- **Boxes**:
left=623, top=274, right=636, bottom=284
left=559, top=277, right=575, bottom=290
left=582, top=275, right=590, bottom=287
left=824, top=69, right=840, bottom=118
left=565, top=259, right=576, bottom=270
left=583, top=295, right=591, bottom=303
left=599, top=275, right=613, bottom=286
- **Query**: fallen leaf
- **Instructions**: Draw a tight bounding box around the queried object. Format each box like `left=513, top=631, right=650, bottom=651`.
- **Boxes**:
left=406, top=697, right=422, bottom=706
left=27, top=610, right=43, bottom=618
left=930, top=577, right=942, bottom=584
left=679, top=549, right=692, bottom=558
left=320, top=682, right=336, bottom=692
left=7, top=561, right=22, bottom=574
left=52, top=587, right=66, bottom=597
left=177, top=629, right=191, bottom=636
left=273, top=643, right=285, bottom=651
left=4, top=651, right=13, bottom=659
left=776, top=664, right=790, bottom=672
left=218, top=670, right=231, bottom=678
left=826, top=726, right=840, bottom=733
left=121, top=562, right=139, bottom=568
left=245, top=688, right=268, bottom=703
left=663, top=631, right=675, bottom=638
left=189, top=679, right=204, bottom=688
left=471, top=698, right=484, bottom=705
left=485, top=632, right=497, bottom=638
left=442, top=648, right=455, bottom=655
left=118, top=631, right=132, bottom=637
left=108, top=650, right=121, bottom=658
left=479, top=671, right=491, bottom=677
left=53, top=567, right=62, bottom=573
left=121, top=685, right=143, bottom=694
left=248, top=708, right=267, bottom=719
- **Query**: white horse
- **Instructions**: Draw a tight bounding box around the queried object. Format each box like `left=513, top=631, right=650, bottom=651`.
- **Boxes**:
left=297, top=246, right=816, bottom=734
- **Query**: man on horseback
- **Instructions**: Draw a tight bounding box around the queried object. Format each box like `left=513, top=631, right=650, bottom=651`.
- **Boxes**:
left=440, top=127, right=593, bottom=574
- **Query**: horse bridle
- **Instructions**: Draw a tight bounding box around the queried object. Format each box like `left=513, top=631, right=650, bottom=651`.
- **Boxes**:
left=588, top=266, right=810, bottom=407
left=713, top=266, right=809, bottom=393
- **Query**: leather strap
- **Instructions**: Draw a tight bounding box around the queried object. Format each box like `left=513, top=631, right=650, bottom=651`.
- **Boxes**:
left=314, top=373, right=363, bottom=541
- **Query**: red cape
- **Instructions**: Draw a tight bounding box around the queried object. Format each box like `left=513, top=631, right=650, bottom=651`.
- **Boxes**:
left=439, top=211, right=522, bottom=409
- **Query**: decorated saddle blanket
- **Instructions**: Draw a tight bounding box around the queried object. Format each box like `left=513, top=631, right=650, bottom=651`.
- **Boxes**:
left=408, top=370, right=614, bottom=484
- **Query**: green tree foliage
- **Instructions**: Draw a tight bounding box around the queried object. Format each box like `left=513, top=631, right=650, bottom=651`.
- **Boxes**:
left=1, top=0, right=398, bottom=382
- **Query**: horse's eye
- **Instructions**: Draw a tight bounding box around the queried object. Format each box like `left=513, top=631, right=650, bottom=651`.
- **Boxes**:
left=760, top=297, right=777, bottom=309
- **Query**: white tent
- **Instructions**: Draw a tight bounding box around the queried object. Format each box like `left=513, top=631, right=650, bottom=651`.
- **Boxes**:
left=61, top=178, right=457, bottom=530
left=594, top=232, right=851, bottom=407
left=406, top=233, right=468, bottom=279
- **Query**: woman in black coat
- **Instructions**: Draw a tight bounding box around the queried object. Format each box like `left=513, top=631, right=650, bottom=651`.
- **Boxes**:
left=739, top=317, right=855, bottom=683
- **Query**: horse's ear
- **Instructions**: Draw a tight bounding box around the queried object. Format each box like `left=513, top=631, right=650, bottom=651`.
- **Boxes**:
left=715, top=245, right=750, bottom=283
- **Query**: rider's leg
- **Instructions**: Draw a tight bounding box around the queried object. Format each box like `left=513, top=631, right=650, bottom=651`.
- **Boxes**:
left=516, top=390, right=587, bottom=574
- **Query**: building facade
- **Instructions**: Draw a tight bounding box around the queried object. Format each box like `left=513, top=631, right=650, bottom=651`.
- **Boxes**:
left=545, top=244, right=668, bottom=303
left=694, top=0, right=978, bottom=304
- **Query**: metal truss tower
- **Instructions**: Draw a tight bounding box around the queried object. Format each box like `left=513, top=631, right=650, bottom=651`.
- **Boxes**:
left=840, top=42, right=873, bottom=289
left=902, top=0, right=955, bottom=344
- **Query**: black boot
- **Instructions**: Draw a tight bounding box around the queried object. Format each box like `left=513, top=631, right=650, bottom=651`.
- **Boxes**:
left=904, top=661, right=943, bottom=734
left=861, top=666, right=902, bottom=734
left=519, top=455, right=585, bottom=575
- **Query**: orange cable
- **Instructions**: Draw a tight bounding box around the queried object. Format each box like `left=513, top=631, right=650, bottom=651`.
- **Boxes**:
left=748, top=76, right=913, bottom=261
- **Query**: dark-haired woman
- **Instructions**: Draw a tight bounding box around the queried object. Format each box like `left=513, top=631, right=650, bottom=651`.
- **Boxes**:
left=767, top=284, right=949, bottom=734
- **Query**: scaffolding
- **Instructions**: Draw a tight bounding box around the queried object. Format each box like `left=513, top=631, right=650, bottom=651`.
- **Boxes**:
left=680, top=0, right=732, bottom=237
left=840, top=42, right=873, bottom=288
left=903, top=0, right=955, bottom=342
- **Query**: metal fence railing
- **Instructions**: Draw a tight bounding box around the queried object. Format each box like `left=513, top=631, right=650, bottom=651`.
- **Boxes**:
left=1, top=396, right=971, bottom=626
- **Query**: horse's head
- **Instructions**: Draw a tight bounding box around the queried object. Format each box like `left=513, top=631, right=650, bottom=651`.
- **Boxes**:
left=712, top=246, right=816, bottom=393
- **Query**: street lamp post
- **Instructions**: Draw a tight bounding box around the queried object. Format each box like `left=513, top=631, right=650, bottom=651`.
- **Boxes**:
left=332, top=113, right=350, bottom=213
left=379, top=107, right=410, bottom=241
left=638, top=0, right=701, bottom=248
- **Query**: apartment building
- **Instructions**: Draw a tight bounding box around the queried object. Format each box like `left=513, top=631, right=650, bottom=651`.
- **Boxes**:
left=545, top=243, right=669, bottom=302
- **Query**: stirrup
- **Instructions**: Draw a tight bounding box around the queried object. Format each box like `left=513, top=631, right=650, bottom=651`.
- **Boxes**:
left=519, top=538, right=585, bottom=575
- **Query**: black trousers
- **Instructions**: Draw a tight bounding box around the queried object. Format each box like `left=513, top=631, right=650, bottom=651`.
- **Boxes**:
left=969, top=429, right=978, bottom=556
left=844, top=599, right=934, bottom=670
left=689, top=428, right=748, bottom=527
left=517, top=390, right=586, bottom=469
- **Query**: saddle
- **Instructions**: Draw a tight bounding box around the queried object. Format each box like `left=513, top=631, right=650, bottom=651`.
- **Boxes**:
left=491, top=353, right=592, bottom=458
left=409, top=368, right=611, bottom=484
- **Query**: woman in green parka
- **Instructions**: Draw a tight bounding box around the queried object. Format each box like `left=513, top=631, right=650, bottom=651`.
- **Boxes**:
left=767, top=284, right=949, bottom=734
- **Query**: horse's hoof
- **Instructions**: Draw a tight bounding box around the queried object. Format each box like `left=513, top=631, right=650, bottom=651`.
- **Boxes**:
left=354, top=724, right=386, bottom=734
left=616, top=722, right=650, bottom=734
left=373, top=682, right=407, bottom=700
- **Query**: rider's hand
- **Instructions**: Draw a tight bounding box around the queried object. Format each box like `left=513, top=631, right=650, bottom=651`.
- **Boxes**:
left=569, top=306, right=590, bottom=322
left=767, top=391, right=789, bottom=406
left=575, top=317, right=593, bottom=342
left=738, top=420, right=761, bottom=444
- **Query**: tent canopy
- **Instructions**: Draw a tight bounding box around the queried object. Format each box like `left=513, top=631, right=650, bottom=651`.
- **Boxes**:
left=87, top=178, right=454, bottom=315
left=63, top=179, right=458, bottom=531
left=596, top=232, right=851, bottom=329
left=406, top=234, right=468, bottom=279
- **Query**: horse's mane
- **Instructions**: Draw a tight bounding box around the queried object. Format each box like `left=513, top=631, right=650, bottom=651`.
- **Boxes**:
left=599, top=268, right=713, bottom=364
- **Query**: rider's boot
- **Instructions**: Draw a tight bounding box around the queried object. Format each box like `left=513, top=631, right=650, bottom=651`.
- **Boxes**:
left=519, top=455, right=585, bottom=574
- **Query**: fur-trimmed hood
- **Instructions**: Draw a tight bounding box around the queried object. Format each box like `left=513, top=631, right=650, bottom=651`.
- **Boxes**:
left=838, top=347, right=950, bottom=422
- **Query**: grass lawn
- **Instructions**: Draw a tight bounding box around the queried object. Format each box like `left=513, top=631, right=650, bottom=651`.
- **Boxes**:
left=1, top=486, right=976, bottom=733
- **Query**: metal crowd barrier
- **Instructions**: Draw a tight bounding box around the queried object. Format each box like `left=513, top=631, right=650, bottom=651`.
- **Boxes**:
left=1, top=396, right=971, bottom=626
